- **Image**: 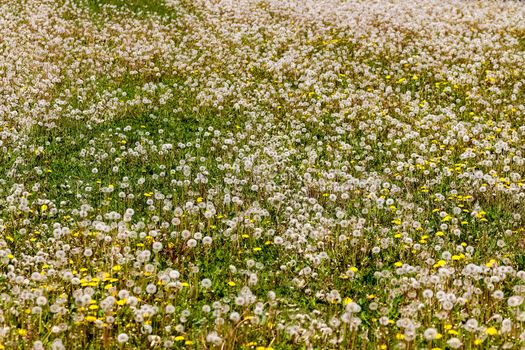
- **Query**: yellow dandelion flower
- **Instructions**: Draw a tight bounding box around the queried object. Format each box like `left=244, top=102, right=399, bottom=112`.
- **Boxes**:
left=486, top=327, right=498, bottom=336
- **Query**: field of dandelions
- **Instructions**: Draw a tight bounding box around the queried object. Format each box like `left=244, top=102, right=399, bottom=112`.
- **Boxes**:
left=3, top=0, right=525, bottom=349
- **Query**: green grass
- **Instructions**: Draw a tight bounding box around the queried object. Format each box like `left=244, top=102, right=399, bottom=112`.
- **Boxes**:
left=78, top=0, right=177, bottom=18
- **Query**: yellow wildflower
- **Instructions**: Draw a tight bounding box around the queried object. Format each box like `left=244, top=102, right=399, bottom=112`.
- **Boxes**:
left=486, top=327, right=498, bottom=336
